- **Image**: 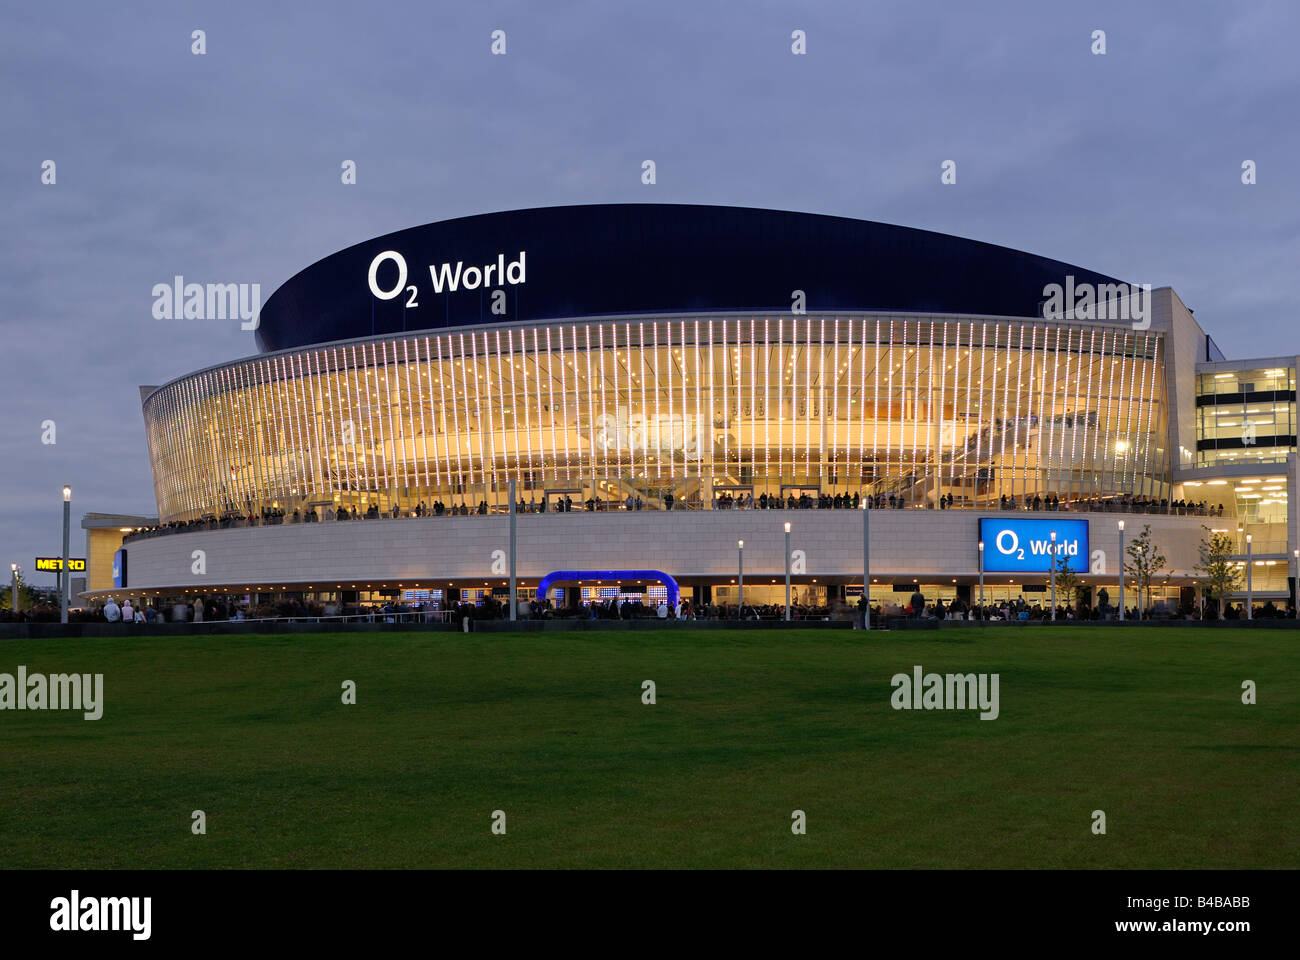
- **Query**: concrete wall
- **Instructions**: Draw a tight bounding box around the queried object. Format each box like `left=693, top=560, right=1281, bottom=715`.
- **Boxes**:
left=85, top=528, right=127, bottom=593
left=1155, top=287, right=1207, bottom=478
left=111, top=509, right=1214, bottom=593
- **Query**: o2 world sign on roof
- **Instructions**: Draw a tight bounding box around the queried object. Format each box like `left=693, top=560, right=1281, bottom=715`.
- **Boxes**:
left=367, top=250, right=527, bottom=309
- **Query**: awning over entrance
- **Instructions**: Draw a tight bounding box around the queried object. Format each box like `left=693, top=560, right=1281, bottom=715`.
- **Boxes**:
left=535, top=570, right=680, bottom=607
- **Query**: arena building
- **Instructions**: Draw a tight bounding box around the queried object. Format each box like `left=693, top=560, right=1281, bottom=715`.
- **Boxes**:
left=89, top=204, right=1298, bottom=616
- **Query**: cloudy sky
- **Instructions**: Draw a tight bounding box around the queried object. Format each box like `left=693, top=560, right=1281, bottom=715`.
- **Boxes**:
left=3, top=0, right=1298, bottom=584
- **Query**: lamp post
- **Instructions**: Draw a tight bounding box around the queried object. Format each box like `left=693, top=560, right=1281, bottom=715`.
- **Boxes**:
left=1245, top=534, right=1253, bottom=620
left=737, top=539, right=744, bottom=620
left=783, top=522, right=791, bottom=621
left=977, top=540, right=984, bottom=605
left=1117, top=520, right=1125, bottom=622
left=862, top=499, right=870, bottom=631
left=9, top=562, right=19, bottom=617
left=61, top=485, right=71, bottom=624
left=508, top=478, right=516, bottom=621
left=1049, top=530, right=1057, bottom=621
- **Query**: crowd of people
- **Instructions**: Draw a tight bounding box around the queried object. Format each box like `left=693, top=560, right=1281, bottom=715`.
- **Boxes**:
left=859, top=586, right=1296, bottom=623
left=85, top=596, right=442, bottom=624
left=70, top=593, right=847, bottom=624
left=543, top=597, right=841, bottom=620
left=9, top=590, right=1290, bottom=625
left=996, top=493, right=1222, bottom=516
left=123, top=486, right=1231, bottom=545
left=99, top=596, right=213, bottom=623
left=714, top=490, right=868, bottom=509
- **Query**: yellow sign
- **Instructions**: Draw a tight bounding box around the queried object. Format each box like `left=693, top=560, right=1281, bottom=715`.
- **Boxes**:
left=34, top=557, right=86, bottom=572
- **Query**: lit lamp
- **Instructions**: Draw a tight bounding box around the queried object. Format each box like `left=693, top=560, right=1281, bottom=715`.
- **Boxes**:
left=783, top=522, right=792, bottom=622
left=61, top=485, right=72, bottom=625
left=977, top=540, right=984, bottom=605
left=9, top=562, right=19, bottom=617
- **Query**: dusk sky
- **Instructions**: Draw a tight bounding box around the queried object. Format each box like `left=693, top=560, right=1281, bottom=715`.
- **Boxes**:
left=3, top=0, right=1298, bottom=584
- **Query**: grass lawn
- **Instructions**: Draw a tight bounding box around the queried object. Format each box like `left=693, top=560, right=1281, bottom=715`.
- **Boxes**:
left=0, top=627, right=1295, bottom=868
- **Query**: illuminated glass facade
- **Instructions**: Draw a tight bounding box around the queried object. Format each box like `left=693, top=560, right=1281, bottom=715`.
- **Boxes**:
left=1195, top=364, right=1297, bottom=467
left=141, top=314, right=1170, bottom=524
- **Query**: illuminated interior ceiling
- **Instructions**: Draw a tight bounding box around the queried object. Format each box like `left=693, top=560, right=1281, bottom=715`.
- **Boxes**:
left=142, top=315, right=1169, bottom=523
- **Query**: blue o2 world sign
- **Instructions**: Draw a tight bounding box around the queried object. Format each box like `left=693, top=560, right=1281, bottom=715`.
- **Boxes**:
left=979, top=518, right=1089, bottom=574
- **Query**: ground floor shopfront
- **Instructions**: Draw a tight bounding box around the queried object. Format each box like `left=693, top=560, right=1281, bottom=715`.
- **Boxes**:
left=82, top=507, right=1296, bottom=618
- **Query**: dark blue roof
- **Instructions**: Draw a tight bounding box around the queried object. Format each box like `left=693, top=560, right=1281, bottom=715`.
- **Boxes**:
left=255, top=204, right=1122, bottom=352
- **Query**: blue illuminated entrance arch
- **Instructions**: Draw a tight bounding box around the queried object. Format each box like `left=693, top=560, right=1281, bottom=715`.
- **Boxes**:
left=536, top=570, right=679, bottom=607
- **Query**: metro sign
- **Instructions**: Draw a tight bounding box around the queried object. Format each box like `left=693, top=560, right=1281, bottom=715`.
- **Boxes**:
left=35, top=557, right=86, bottom=573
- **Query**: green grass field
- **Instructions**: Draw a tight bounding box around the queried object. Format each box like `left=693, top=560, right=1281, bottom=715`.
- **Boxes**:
left=1, top=627, right=1295, bottom=868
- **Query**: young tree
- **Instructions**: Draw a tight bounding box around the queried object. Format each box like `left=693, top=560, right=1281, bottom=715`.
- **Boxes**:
left=1124, top=523, right=1167, bottom=618
left=0, top=570, right=36, bottom=616
left=1195, top=527, right=1242, bottom=618
left=1054, top=553, right=1080, bottom=610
